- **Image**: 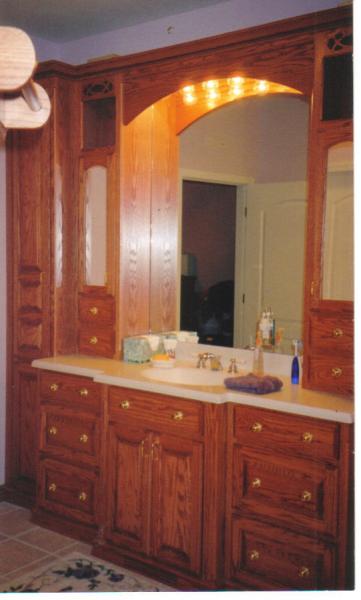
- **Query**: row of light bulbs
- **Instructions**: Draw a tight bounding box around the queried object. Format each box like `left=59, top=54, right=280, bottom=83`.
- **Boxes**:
left=181, top=77, right=270, bottom=108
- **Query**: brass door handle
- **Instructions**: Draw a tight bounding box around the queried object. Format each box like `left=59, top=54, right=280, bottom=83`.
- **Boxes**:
left=120, top=400, right=130, bottom=409
left=78, top=491, right=87, bottom=502
left=301, top=490, right=312, bottom=502
left=298, top=566, right=310, bottom=578
left=332, top=328, right=343, bottom=338
left=331, top=367, right=342, bottom=378
left=48, top=426, right=58, bottom=436
left=249, top=550, right=260, bottom=561
left=302, top=431, right=313, bottom=443
left=172, top=411, right=184, bottom=421
left=89, top=306, right=99, bottom=315
left=89, top=336, right=98, bottom=345
left=251, top=477, right=261, bottom=488
left=79, top=433, right=88, bottom=443
left=49, top=383, right=58, bottom=392
left=79, top=388, right=89, bottom=397
left=251, top=422, right=263, bottom=433
left=48, top=483, right=57, bottom=492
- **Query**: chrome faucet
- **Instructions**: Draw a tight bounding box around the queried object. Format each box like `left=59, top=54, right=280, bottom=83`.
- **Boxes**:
left=197, top=352, right=223, bottom=371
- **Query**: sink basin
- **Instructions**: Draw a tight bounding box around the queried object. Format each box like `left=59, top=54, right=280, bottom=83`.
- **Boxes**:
left=142, top=366, right=225, bottom=386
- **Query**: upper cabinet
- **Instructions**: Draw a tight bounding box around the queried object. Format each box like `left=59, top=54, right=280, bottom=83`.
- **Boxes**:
left=78, top=76, right=121, bottom=358
left=302, top=24, right=353, bottom=395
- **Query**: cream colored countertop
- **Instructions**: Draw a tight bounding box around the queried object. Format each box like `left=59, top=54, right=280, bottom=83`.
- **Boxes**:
left=31, top=355, right=354, bottom=424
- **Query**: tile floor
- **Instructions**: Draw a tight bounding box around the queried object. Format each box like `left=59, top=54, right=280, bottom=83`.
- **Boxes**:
left=0, top=501, right=97, bottom=586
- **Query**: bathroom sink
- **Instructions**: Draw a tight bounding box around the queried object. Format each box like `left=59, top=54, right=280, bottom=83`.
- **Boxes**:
left=141, top=366, right=225, bottom=386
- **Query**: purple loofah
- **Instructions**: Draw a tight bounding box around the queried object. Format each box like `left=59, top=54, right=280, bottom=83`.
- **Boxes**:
left=224, top=372, right=283, bottom=394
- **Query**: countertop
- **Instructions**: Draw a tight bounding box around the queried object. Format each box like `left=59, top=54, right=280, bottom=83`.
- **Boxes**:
left=31, top=355, right=354, bottom=424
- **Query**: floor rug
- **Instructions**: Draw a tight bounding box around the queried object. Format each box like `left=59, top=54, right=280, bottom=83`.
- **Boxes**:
left=0, top=552, right=176, bottom=593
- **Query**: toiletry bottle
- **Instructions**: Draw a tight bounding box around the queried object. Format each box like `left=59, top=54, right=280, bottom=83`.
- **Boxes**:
left=253, top=333, right=264, bottom=376
left=291, top=339, right=299, bottom=384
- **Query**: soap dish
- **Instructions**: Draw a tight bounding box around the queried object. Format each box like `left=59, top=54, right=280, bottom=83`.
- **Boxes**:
left=150, top=357, right=176, bottom=368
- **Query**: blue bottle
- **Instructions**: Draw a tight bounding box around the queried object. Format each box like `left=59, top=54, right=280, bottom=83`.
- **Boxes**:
left=291, top=339, right=300, bottom=384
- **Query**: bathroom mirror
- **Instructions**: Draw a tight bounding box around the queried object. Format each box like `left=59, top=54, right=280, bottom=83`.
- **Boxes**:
left=84, top=165, right=107, bottom=286
left=179, top=94, right=309, bottom=353
left=322, top=141, right=353, bottom=301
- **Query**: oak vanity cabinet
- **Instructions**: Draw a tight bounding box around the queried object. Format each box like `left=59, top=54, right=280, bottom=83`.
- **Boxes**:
left=96, top=386, right=224, bottom=589
left=303, top=25, right=353, bottom=395
left=33, top=370, right=104, bottom=541
left=225, top=405, right=353, bottom=591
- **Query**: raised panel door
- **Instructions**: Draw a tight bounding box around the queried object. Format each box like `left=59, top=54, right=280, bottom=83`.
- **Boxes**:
left=151, top=433, right=203, bottom=576
left=106, top=423, right=151, bottom=555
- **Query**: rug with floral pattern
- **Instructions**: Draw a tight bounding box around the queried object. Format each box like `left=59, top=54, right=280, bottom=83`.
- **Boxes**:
left=1, top=552, right=175, bottom=593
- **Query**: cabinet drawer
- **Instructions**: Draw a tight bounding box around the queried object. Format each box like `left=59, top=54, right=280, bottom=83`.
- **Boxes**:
left=79, top=294, right=115, bottom=325
left=306, top=355, right=353, bottom=396
left=309, top=315, right=353, bottom=354
left=232, top=447, right=338, bottom=537
left=229, top=517, right=336, bottom=590
left=40, top=407, right=100, bottom=465
left=40, top=371, right=101, bottom=411
left=232, top=405, right=340, bottom=461
left=79, top=326, right=115, bottom=358
left=38, top=458, right=98, bottom=525
left=109, top=387, right=204, bottom=436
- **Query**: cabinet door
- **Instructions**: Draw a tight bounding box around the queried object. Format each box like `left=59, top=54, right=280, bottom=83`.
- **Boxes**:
left=106, top=423, right=151, bottom=554
left=151, top=433, right=203, bottom=576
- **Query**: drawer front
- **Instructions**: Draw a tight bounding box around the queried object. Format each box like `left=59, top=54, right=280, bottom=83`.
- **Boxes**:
left=78, top=326, right=115, bottom=358
left=232, top=447, right=338, bottom=537
left=79, top=294, right=115, bottom=325
left=229, top=517, right=336, bottom=590
left=309, top=315, right=353, bottom=354
left=109, top=387, right=203, bottom=436
left=38, top=459, right=98, bottom=525
left=40, top=371, right=101, bottom=411
left=40, top=407, right=100, bottom=465
left=232, top=405, right=340, bottom=461
left=306, top=355, right=353, bottom=396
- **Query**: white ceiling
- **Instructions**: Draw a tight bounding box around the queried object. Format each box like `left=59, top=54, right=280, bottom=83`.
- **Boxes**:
left=0, top=0, right=231, bottom=42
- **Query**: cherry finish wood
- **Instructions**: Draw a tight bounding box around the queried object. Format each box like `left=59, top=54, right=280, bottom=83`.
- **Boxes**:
left=225, top=403, right=354, bottom=590
left=39, top=371, right=102, bottom=411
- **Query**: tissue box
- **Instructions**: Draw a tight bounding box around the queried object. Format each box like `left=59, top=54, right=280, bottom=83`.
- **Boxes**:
left=123, top=337, right=152, bottom=363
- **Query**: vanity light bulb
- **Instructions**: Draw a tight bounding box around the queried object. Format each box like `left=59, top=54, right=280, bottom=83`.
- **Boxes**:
left=184, top=92, right=196, bottom=104
left=202, top=79, right=218, bottom=90
left=257, top=80, right=268, bottom=92
left=207, top=89, right=219, bottom=100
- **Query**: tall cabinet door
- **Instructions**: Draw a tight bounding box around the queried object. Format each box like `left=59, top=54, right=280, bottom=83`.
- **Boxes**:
left=151, top=433, right=203, bottom=577
left=106, top=423, right=151, bottom=555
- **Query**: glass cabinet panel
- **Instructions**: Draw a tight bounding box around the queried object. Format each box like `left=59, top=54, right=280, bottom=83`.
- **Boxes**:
left=322, top=141, right=353, bottom=300
left=84, top=165, right=107, bottom=286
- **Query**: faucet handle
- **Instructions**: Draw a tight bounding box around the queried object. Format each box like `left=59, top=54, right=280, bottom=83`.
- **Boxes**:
left=228, top=358, right=238, bottom=374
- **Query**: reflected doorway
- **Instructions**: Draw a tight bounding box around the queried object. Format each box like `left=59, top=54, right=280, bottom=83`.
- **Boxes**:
left=180, top=180, right=237, bottom=347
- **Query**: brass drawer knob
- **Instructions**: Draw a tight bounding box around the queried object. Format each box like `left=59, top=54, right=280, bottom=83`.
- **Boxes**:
left=333, top=328, right=343, bottom=338
left=302, top=431, right=313, bottom=443
left=251, top=477, right=261, bottom=489
left=249, top=550, right=260, bottom=561
left=49, top=383, right=58, bottom=392
left=79, top=433, right=89, bottom=444
left=301, top=490, right=312, bottom=502
left=120, top=400, right=130, bottom=409
left=48, top=483, right=57, bottom=492
left=89, top=336, right=98, bottom=345
left=173, top=411, right=184, bottom=421
left=79, top=388, right=89, bottom=397
left=298, top=566, right=310, bottom=578
left=89, top=306, right=99, bottom=316
left=251, top=422, right=263, bottom=433
left=48, top=426, right=58, bottom=436
left=331, top=367, right=342, bottom=378
left=78, top=491, right=87, bottom=502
